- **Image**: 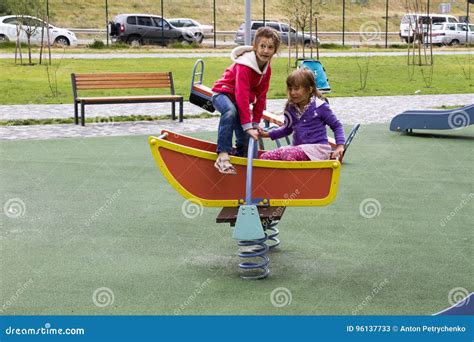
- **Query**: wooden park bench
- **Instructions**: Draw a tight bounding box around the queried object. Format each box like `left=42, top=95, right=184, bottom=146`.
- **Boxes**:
left=71, top=72, right=184, bottom=126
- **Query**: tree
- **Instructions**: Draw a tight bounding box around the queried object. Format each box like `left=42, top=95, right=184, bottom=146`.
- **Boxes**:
left=279, top=0, right=312, bottom=34
left=6, top=0, right=46, bottom=65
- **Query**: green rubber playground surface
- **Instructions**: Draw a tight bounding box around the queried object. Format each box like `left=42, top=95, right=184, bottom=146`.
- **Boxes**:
left=1, top=124, right=472, bottom=315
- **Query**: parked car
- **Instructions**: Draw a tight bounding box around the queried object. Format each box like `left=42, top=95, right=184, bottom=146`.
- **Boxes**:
left=168, top=18, right=213, bottom=43
left=399, top=13, right=458, bottom=43
left=424, top=22, right=474, bottom=45
left=234, top=20, right=319, bottom=46
left=109, top=14, right=199, bottom=46
left=0, top=15, right=78, bottom=46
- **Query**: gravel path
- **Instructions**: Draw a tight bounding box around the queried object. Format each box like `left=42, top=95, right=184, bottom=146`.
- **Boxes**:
left=0, top=93, right=472, bottom=141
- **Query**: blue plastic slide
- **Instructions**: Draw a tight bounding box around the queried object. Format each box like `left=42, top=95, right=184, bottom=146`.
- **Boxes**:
left=390, top=104, right=474, bottom=133
left=299, top=60, right=331, bottom=93
left=434, top=292, right=473, bottom=316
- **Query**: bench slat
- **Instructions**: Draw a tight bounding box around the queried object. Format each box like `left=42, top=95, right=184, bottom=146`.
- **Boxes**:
left=75, top=73, right=170, bottom=79
left=77, top=95, right=183, bottom=103
left=76, top=83, right=172, bottom=90
left=76, top=80, right=171, bottom=85
left=76, top=76, right=171, bottom=82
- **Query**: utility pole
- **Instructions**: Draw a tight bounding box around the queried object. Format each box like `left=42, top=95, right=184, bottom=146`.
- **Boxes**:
left=385, top=0, right=389, bottom=48
left=161, top=0, right=164, bottom=48
left=245, top=0, right=251, bottom=45
left=105, top=0, right=109, bottom=47
left=342, top=0, right=345, bottom=46
left=213, top=0, right=216, bottom=48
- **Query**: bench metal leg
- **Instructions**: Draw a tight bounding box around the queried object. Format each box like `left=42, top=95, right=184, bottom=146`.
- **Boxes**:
left=171, top=102, right=176, bottom=121
left=74, top=102, right=79, bottom=125
left=80, top=102, right=85, bottom=126
left=179, top=99, right=183, bottom=123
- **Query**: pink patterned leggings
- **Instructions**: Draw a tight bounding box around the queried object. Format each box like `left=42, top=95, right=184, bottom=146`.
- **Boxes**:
left=260, top=146, right=310, bottom=161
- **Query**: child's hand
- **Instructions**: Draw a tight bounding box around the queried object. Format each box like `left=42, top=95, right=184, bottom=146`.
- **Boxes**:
left=257, top=127, right=270, bottom=138
left=246, top=129, right=260, bottom=141
left=331, top=145, right=345, bottom=160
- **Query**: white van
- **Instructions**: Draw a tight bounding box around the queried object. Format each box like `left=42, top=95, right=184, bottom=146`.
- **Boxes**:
left=399, top=13, right=459, bottom=43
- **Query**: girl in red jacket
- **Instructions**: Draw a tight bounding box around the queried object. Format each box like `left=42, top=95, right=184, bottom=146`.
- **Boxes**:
left=212, top=27, right=280, bottom=174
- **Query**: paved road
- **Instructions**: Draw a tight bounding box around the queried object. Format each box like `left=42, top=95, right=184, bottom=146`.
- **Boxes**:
left=1, top=94, right=472, bottom=141
left=0, top=50, right=472, bottom=59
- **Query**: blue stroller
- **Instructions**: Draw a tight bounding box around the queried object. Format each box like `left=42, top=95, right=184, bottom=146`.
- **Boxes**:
left=299, top=59, right=331, bottom=93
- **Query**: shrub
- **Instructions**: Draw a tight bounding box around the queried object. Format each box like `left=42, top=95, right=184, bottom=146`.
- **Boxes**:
left=88, top=40, right=105, bottom=49
left=320, top=43, right=350, bottom=50
left=167, top=40, right=200, bottom=49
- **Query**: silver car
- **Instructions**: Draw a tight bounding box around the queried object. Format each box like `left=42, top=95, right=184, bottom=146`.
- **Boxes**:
left=234, top=20, right=319, bottom=46
left=168, top=18, right=214, bottom=43
left=109, top=14, right=198, bottom=46
left=424, top=22, right=474, bottom=45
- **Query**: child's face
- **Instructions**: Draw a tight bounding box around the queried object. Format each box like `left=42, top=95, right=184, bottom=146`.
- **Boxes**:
left=288, top=86, right=312, bottom=106
left=255, top=37, right=276, bottom=66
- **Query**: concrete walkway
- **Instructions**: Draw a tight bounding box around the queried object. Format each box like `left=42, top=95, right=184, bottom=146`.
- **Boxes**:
left=0, top=93, right=472, bottom=141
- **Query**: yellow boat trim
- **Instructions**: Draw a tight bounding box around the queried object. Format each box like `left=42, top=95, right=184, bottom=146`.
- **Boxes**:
left=149, top=135, right=340, bottom=207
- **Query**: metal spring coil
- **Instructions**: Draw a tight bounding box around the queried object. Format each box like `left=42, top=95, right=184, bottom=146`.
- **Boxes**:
left=237, top=220, right=281, bottom=279
left=238, top=237, right=269, bottom=280
left=264, top=220, right=280, bottom=249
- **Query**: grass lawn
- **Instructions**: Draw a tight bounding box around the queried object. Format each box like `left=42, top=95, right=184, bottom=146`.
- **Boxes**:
left=0, top=54, right=472, bottom=107
left=1, top=124, right=472, bottom=315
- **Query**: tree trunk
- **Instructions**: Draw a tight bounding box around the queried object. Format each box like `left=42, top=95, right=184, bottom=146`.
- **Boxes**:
left=46, top=16, right=51, bottom=65
left=15, top=24, right=23, bottom=65
left=27, top=35, right=32, bottom=65
left=39, top=20, right=45, bottom=65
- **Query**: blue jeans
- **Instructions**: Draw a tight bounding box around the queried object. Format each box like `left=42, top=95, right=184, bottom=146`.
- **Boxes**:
left=212, top=93, right=249, bottom=156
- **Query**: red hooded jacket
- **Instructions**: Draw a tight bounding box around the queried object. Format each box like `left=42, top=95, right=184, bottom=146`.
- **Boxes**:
left=212, top=46, right=272, bottom=131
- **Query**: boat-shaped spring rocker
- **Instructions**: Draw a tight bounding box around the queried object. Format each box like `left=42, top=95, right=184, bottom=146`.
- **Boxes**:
left=149, top=59, right=358, bottom=279
left=149, top=131, right=341, bottom=279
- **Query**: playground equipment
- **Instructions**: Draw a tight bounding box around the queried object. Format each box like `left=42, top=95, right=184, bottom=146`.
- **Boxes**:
left=150, top=59, right=358, bottom=279
left=390, top=104, right=474, bottom=133
left=149, top=131, right=341, bottom=279
left=434, top=292, right=474, bottom=316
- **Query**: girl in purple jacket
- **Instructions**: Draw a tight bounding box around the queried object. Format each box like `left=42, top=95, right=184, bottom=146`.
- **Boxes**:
left=259, top=69, right=346, bottom=161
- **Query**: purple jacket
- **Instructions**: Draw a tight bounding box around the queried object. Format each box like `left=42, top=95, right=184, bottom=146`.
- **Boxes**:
left=269, top=96, right=346, bottom=146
